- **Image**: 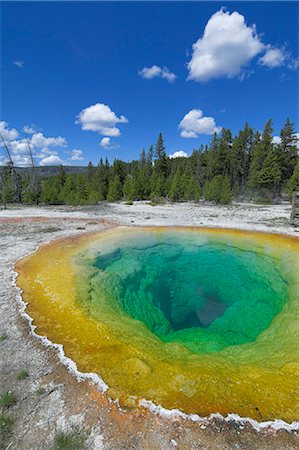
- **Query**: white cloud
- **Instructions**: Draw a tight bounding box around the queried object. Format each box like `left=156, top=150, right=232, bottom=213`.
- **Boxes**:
left=187, top=8, right=265, bottom=82
left=169, top=151, right=189, bottom=159
left=13, top=60, right=24, bottom=68
left=9, top=140, right=30, bottom=154
left=23, top=124, right=39, bottom=134
left=12, top=155, right=32, bottom=166
left=39, top=155, right=64, bottom=166
left=99, top=137, right=119, bottom=149
left=0, top=121, right=19, bottom=141
left=273, top=133, right=299, bottom=149
left=76, top=103, right=128, bottom=137
left=31, top=132, right=67, bottom=149
left=70, top=149, right=84, bottom=161
left=259, top=47, right=287, bottom=68
left=179, top=109, right=221, bottom=138
left=272, top=136, right=281, bottom=145
left=0, top=122, right=69, bottom=167
left=100, top=137, right=111, bottom=148
left=0, top=154, right=32, bottom=167
left=139, top=65, right=177, bottom=83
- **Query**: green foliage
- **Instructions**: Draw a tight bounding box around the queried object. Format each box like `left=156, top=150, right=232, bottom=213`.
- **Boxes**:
left=279, top=118, right=298, bottom=184
left=16, top=369, right=29, bottom=380
left=204, top=175, right=232, bottom=204
left=285, top=162, right=299, bottom=197
left=169, top=170, right=185, bottom=202
left=107, top=175, right=122, bottom=201
left=0, top=164, right=15, bottom=204
left=0, top=392, right=17, bottom=408
left=52, top=427, right=86, bottom=450
left=0, top=414, right=14, bottom=450
left=1, top=122, right=297, bottom=207
left=36, top=386, right=46, bottom=396
left=257, top=147, right=281, bottom=196
left=0, top=334, right=7, bottom=342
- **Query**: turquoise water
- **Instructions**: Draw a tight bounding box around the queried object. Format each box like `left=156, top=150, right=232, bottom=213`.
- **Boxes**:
left=89, top=234, right=288, bottom=354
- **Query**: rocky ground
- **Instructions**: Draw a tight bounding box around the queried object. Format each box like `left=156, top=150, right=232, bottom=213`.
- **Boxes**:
left=0, top=201, right=298, bottom=449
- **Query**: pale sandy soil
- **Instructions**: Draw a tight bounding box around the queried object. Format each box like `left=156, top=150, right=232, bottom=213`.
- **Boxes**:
left=0, top=201, right=298, bottom=450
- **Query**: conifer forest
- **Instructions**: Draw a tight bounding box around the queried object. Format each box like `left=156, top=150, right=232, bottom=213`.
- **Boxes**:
left=1, top=118, right=298, bottom=207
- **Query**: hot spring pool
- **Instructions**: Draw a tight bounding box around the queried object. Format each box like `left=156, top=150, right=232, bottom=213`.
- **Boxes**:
left=16, top=227, right=299, bottom=423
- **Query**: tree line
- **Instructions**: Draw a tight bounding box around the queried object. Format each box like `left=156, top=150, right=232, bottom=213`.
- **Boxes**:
left=0, top=118, right=298, bottom=207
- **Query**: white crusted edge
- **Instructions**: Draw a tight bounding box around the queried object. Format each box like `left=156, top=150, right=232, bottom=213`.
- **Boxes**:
left=11, top=244, right=299, bottom=433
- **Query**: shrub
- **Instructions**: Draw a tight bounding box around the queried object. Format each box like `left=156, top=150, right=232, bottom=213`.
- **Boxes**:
left=0, top=414, right=14, bottom=449
left=16, top=369, right=29, bottom=380
left=0, top=392, right=17, bottom=408
left=52, top=428, right=86, bottom=450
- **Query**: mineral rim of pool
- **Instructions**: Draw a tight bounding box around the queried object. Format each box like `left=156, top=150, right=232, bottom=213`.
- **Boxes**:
left=16, top=227, right=299, bottom=422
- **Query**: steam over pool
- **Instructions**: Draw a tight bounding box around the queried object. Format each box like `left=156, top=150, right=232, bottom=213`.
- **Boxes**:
left=16, top=227, right=299, bottom=423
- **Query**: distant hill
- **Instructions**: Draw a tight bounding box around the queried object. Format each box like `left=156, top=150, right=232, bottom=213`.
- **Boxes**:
left=0, top=165, right=88, bottom=177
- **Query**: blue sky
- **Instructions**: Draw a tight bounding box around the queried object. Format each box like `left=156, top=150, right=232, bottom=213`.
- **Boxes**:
left=1, top=1, right=298, bottom=166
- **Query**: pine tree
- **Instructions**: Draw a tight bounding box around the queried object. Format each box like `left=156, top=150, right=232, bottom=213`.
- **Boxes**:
left=169, top=170, right=184, bottom=202
left=203, top=175, right=231, bottom=204
left=248, top=120, right=274, bottom=192
left=285, top=162, right=299, bottom=197
left=147, top=145, right=154, bottom=176
left=123, top=175, right=134, bottom=201
left=107, top=175, right=122, bottom=201
left=258, top=147, right=281, bottom=197
left=230, top=123, right=254, bottom=193
left=154, top=133, right=168, bottom=178
left=279, top=118, right=298, bottom=186
left=1, top=163, right=15, bottom=204
left=22, top=174, right=35, bottom=204
left=57, top=165, right=66, bottom=187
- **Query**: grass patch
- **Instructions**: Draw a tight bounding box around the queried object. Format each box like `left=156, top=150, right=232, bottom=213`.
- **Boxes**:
left=0, top=414, right=14, bottom=450
left=52, top=427, right=86, bottom=450
left=0, top=334, right=7, bottom=342
left=124, top=201, right=133, bottom=205
left=0, top=392, right=17, bottom=408
left=36, top=387, right=45, bottom=396
left=76, top=226, right=86, bottom=230
left=87, top=221, right=98, bottom=226
left=253, top=197, right=272, bottom=205
left=16, top=369, right=29, bottom=380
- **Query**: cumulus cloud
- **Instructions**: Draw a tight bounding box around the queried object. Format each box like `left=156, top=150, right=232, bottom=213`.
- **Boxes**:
left=100, top=137, right=119, bottom=149
left=273, top=133, right=299, bottom=149
left=179, top=109, right=221, bottom=138
left=169, top=151, right=189, bottom=159
left=70, top=149, right=84, bottom=161
left=0, top=154, right=32, bottom=167
left=76, top=103, right=128, bottom=137
left=259, top=47, right=287, bottom=68
left=13, top=60, right=24, bottom=68
left=11, top=155, right=32, bottom=166
left=0, top=121, right=19, bottom=141
left=23, top=124, right=39, bottom=134
left=187, top=8, right=298, bottom=82
left=139, top=65, right=177, bottom=83
left=8, top=140, right=30, bottom=154
left=30, top=132, right=67, bottom=149
left=272, top=136, right=281, bottom=145
left=187, top=9, right=264, bottom=82
left=0, top=122, right=69, bottom=167
left=39, top=155, right=64, bottom=166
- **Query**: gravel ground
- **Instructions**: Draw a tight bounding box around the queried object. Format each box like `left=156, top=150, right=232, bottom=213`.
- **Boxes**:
left=0, top=201, right=298, bottom=450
